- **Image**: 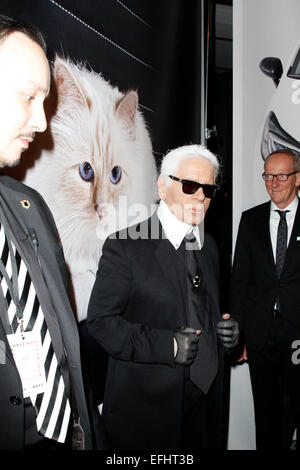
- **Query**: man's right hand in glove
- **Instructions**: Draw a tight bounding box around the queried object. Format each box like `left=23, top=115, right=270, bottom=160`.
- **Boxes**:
left=173, top=327, right=201, bottom=365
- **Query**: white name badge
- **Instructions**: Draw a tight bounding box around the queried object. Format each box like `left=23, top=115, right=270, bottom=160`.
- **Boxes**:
left=7, top=330, right=46, bottom=398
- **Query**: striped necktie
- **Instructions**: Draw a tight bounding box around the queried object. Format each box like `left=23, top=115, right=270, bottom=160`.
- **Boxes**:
left=0, top=222, right=71, bottom=443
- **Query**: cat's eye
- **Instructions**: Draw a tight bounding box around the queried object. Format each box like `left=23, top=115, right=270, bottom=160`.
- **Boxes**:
left=79, top=162, right=94, bottom=182
left=109, top=166, right=122, bottom=184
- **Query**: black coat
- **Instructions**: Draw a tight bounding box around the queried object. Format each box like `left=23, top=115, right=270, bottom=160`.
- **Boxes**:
left=0, top=175, right=94, bottom=450
left=231, top=200, right=300, bottom=350
left=87, top=213, right=224, bottom=449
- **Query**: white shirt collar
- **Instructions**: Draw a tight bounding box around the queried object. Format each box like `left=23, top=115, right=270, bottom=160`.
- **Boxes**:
left=157, top=200, right=202, bottom=250
left=270, top=196, right=298, bottom=215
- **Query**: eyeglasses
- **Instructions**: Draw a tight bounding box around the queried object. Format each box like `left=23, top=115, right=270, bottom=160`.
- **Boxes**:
left=168, top=175, right=219, bottom=198
left=262, top=171, right=298, bottom=182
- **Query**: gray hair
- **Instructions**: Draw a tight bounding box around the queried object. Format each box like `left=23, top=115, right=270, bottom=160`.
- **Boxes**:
left=264, top=148, right=300, bottom=172
left=159, top=144, right=220, bottom=185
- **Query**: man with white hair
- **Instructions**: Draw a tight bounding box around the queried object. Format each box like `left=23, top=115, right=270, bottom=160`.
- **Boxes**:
left=87, top=144, right=239, bottom=450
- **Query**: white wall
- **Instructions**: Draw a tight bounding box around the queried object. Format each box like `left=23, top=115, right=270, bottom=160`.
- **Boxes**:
left=230, top=0, right=300, bottom=450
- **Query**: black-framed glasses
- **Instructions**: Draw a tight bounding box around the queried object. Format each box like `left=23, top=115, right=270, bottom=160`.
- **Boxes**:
left=168, top=175, right=219, bottom=198
left=262, top=171, right=297, bottom=182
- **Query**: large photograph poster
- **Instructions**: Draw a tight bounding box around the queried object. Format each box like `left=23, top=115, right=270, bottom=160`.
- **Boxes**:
left=2, top=0, right=300, bottom=451
left=0, top=0, right=207, bottom=416
left=0, top=0, right=205, bottom=324
left=230, top=0, right=300, bottom=450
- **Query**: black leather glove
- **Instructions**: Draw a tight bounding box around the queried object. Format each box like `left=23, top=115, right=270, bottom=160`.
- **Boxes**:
left=174, top=327, right=199, bottom=365
left=217, top=315, right=239, bottom=349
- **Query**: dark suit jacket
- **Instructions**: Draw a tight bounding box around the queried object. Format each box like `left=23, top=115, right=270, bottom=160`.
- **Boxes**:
left=231, top=200, right=300, bottom=350
left=87, top=213, right=224, bottom=449
left=0, top=175, right=94, bottom=450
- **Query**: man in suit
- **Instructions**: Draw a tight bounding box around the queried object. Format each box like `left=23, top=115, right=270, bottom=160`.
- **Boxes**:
left=231, top=149, right=300, bottom=450
left=87, top=144, right=239, bottom=450
left=0, top=15, right=100, bottom=450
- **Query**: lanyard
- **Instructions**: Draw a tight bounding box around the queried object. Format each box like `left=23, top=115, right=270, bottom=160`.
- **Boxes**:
left=0, top=212, right=24, bottom=336
left=0, top=198, right=81, bottom=436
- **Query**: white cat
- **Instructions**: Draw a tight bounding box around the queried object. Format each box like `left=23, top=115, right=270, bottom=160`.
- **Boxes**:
left=24, top=57, right=158, bottom=321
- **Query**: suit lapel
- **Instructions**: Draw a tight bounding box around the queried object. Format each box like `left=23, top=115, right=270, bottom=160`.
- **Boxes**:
left=0, top=182, right=78, bottom=342
left=0, top=185, right=41, bottom=237
left=262, top=198, right=300, bottom=277
left=259, top=202, right=277, bottom=275
left=0, top=317, right=19, bottom=371
left=149, top=214, right=186, bottom=316
left=196, top=240, right=220, bottom=320
left=155, top=240, right=186, bottom=307
left=282, top=199, right=300, bottom=273
left=0, top=184, right=66, bottom=293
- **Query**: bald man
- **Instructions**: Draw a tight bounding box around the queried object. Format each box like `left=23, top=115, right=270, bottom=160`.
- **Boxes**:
left=231, top=149, right=300, bottom=450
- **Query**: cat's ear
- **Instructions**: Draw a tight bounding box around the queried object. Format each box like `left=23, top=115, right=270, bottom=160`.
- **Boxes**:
left=116, top=91, right=138, bottom=132
left=54, top=56, right=89, bottom=108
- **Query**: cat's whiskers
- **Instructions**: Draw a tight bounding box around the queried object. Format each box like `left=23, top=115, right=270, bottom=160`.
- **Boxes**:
left=60, top=218, right=86, bottom=240
left=57, top=210, right=86, bottom=228
left=63, top=222, right=87, bottom=258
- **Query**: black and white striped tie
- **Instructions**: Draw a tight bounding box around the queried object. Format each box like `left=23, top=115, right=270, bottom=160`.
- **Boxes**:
left=0, top=223, right=71, bottom=443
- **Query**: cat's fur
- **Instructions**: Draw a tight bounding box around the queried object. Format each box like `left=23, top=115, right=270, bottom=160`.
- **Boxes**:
left=24, top=57, right=157, bottom=321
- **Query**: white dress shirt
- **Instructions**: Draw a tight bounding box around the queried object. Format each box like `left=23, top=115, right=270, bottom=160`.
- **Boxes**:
left=269, top=196, right=298, bottom=262
left=157, top=200, right=202, bottom=250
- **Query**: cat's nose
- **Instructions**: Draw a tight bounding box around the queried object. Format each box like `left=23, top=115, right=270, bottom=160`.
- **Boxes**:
left=94, top=204, right=103, bottom=221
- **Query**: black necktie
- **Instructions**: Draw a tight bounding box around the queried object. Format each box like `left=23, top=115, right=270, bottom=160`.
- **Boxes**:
left=184, top=232, right=218, bottom=394
left=275, top=210, right=289, bottom=277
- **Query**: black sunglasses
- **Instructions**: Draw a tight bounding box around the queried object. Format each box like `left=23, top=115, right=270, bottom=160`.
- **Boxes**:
left=168, top=175, right=219, bottom=198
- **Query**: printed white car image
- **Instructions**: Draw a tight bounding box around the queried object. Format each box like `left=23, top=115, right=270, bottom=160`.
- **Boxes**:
left=260, top=41, right=300, bottom=160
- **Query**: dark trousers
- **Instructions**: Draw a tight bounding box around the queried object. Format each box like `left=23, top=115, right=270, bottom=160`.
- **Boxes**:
left=247, top=317, right=299, bottom=451
left=181, top=379, right=223, bottom=451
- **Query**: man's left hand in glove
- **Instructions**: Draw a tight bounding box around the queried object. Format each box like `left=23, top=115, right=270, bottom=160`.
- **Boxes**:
left=217, top=313, right=239, bottom=349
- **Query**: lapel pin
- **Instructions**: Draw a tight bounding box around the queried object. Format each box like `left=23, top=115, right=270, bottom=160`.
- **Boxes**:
left=297, top=236, right=300, bottom=241
left=20, top=199, right=30, bottom=210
